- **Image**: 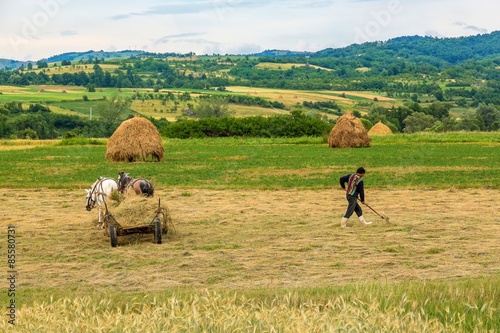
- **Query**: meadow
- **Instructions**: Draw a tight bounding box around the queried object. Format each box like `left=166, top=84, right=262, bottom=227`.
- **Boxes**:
left=0, top=84, right=398, bottom=120
left=0, top=133, right=499, bottom=332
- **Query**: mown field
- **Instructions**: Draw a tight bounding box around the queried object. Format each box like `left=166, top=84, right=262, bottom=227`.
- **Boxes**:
left=0, top=133, right=499, bottom=332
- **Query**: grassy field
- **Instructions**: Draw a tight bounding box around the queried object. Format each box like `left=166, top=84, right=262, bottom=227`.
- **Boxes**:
left=1, top=84, right=400, bottom=119
left=0, top=133, right=499, bottom=331
left=0, top=133, right=499, bottom=190
left=28, top=64, right=121, bottom=75
left=0, top=85, right=128, bottom=103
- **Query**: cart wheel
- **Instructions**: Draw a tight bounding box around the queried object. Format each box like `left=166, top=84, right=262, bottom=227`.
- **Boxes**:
left=154, top=218, right=162, bottom=244
left=109, top=223, right=118, bottom=247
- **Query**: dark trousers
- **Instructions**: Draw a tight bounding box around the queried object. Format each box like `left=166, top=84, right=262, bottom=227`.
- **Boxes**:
left=344, top=195, right=363, bottom=218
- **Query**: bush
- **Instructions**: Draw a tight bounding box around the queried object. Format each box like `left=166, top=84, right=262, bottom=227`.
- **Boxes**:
left=160, top=112, right=332, bottom=139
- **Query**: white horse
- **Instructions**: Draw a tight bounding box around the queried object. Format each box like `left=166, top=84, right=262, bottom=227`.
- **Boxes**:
left=85, top=177, right=118, bottom=227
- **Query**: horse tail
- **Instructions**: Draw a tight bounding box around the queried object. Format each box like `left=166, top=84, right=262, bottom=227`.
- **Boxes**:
left=140, top=181, right=154, bottom=197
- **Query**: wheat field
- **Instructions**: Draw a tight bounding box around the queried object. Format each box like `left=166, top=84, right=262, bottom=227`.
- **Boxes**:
left=1, top=187, right=499, bottom=331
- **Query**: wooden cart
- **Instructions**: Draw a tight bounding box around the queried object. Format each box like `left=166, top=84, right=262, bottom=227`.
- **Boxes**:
left=102, top=198, right=172, bottom=247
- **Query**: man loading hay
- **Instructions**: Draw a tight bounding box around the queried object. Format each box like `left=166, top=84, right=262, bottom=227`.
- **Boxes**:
left=339, top=167, right=372, bottom=228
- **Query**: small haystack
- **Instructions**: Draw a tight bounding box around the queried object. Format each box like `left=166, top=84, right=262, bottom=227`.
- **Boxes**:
left=328, top=112, right=371, bottom=148
left=106, top=116, right=164, bottom=162
left=368, top=121, right=393, bottom=136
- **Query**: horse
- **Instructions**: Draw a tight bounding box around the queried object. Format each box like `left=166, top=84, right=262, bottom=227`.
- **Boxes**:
left=85, top=177, right=119, bottom=227
left=117, top=172, right=154, bottom=197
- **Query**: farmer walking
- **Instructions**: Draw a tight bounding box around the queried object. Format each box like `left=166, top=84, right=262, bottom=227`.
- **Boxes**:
left=339, top=167, right=372, bottom=227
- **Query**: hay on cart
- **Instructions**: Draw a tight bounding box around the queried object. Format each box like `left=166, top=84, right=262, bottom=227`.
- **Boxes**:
left=103, top=196, right=175, bottom=236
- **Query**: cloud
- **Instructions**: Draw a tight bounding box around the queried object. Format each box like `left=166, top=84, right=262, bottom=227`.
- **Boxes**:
left=454, top=21, right=488, bottom=34
left=110, top=1, right=249, bottom=20
left=226, top=43, right=262, bottom=55
left=60, top=30, right=78, bottom=36
left=154, top=32, right=205, bottom=45
left=109, top=0, right=307, bottom=20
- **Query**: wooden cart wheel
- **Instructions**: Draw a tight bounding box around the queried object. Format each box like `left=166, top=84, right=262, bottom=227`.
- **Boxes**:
left=154, top=217, right=162, bottom=244
left=109, top=223, right=118, bottom=247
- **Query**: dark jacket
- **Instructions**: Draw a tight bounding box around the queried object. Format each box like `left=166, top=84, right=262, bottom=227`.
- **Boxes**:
left=339, top=174, right=365, bottom=202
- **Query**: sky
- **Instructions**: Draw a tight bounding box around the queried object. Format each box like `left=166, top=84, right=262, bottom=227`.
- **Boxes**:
left=0, top=0, right=498, bottom=61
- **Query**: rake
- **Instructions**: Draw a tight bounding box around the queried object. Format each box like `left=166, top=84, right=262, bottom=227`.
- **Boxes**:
left=361, top=201, right=391, bottom=223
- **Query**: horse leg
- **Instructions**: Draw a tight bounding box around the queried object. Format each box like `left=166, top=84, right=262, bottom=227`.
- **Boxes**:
left=133, top=183, right=141, bottom=195
left=97, top=203, right=102, bottom=228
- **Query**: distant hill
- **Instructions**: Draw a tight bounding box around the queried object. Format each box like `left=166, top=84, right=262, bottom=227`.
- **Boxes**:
left=0, top=50, right=147, bottom=69
left=0, top=58, right=31, bottom=69
left=1, top=31, right=500, bottom=69
left=42, top=50, right=146, bottom=63
left=312, top=31, right=500, bottom=66
left=252, top=49, right=313, bottom=57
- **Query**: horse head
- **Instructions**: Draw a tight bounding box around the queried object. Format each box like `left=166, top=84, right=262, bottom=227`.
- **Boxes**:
left=118, top=172, right=132, bottom=192
left=85, top=188, right=95, bottom=211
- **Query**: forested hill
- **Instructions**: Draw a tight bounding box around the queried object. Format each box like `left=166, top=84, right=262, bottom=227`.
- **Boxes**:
left=43, top=50, right=146, bottom=63
left=312, top=31, right=500, bottom=66
left=2, top=31, right=500, bottom=69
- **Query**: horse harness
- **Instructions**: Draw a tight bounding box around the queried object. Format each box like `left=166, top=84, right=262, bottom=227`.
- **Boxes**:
left=87, top=177, right=113, bottom=208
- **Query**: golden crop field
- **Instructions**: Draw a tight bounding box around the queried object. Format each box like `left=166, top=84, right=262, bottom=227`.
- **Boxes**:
left=226, top=86, right=396, bottom=110
left=255, top=62, right=334, bottom=71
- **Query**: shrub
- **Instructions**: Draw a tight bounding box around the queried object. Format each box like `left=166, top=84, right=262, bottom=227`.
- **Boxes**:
left=160, top=112, right=332, bottom=138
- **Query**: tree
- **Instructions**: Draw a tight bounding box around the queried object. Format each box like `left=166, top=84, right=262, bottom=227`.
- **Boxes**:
left=425, top=102, right=451, bottom=120
left=475, top=104, right=500, bottom=131
left=96, top=94, right=131, bottom=130
left=0, top=106, right=9, bottom=138
left=434, top=89, right=444, bottom=101
left=367, top=105, right=388, bottom=125
left=36, top=61, right=48, bottom=69
left=403, top=112, right=437, bottom=133
left=193, top=96, right=232, bottom=118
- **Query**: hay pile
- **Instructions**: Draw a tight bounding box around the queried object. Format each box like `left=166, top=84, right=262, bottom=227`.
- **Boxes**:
left=108, top=196, right=171, bottom=228
left=368, top=121, right=393, bottom=136
left=328, top=112, right=371, bottom=148
left=106, top=116, right=164, bottom=162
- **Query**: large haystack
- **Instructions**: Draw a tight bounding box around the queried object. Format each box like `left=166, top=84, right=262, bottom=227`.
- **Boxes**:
left=368, top=121, right=393, bottom=136
left=106, top=117, right=164, bottom=162
left=328, top=112, right=371, bottom=148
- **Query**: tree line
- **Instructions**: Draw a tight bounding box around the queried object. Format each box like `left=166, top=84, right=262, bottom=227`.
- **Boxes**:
left=2, top=97, right=498, bottom=140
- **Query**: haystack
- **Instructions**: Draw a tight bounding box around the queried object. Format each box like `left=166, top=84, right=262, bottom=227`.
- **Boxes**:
left=328, top=112, right=371, bottom=148
left=106, top=116, right=164, bottom=162
left=368, top=121, right=392, bottom=136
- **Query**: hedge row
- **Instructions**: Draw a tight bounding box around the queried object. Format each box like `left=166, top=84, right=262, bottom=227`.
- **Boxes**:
left=160, top=112, right=332, bottom=138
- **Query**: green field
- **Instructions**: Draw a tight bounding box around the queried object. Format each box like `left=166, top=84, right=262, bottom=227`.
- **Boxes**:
left=0, top=133, right=499, bottom=331
left=0, top=84, right=404, bottom=121
left=1, top=133, right=499, bottom=190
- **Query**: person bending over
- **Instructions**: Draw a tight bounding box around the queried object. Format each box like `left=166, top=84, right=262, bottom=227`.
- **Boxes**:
left=339, top=167, right=372, bottom=228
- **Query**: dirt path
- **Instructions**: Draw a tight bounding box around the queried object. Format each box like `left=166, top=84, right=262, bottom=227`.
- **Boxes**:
left=2, top=188, right=499, bottom=292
